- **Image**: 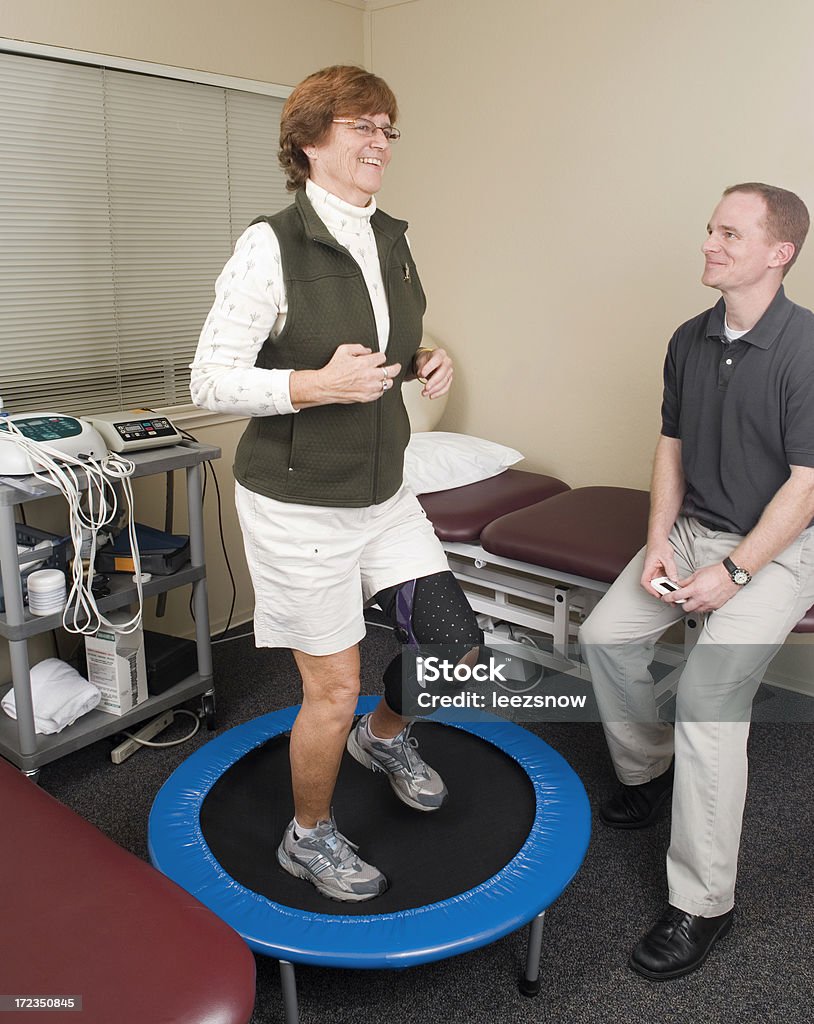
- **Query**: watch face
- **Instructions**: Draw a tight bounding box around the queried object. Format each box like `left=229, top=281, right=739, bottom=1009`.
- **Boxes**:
left=733, top=569, right=750, bottom=585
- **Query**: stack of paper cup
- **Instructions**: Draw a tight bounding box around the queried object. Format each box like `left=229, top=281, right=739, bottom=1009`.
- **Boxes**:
left=27, top=569, right=67, bottom=617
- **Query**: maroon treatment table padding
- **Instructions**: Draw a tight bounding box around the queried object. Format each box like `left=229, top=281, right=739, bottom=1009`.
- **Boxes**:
left=0, top=756, right=256, bottom=1024
left=422, top=472, right=814, bottom=633
left=481, top=486, right=650, bottom=585
left=418, top=469, right=570, bottom=542
left=478, top=485, right=814, bottom=629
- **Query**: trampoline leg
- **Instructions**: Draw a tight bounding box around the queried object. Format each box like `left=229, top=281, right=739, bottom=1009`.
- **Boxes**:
left=279, top=959, right=300, bottom=1024
left=519, top=911, right=545, bottom=997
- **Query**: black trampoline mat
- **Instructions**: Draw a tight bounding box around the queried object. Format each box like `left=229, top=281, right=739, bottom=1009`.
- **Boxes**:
left=200, top=720, right=536, bottom=916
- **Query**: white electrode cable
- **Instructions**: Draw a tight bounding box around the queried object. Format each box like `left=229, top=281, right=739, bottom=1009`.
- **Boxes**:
left=0, top=420, right=143, bottom=635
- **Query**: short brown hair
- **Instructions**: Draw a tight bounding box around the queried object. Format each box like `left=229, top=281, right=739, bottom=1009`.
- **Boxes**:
left=279, top=65, right=398, bottom=192
left=723, top=182, right=810, bottom=276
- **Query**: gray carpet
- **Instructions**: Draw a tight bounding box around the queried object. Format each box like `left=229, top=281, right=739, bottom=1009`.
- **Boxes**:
left=37, top=622, right=814, bottom=1024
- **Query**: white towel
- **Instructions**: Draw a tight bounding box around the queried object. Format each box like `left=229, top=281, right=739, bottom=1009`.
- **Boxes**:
left=1, top=658, right=101, bottom=734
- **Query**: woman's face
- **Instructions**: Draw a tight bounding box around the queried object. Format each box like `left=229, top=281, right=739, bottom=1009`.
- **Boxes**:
left=304, top=112, right=393, bottom=207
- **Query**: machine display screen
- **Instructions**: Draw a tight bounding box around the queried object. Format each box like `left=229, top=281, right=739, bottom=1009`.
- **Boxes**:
left=114, top=418, right=177, bottom=442
left=3, top=416, right=82, bottom=442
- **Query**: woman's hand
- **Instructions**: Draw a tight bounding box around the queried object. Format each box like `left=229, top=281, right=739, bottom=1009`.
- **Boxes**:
left=414, top=347, right=454, bottom=399
left=290, top=344, right=402, bottom=407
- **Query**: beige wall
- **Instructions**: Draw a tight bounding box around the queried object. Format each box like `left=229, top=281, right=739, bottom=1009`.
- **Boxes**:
left=370, top=0, right=814, bottom=488
left=1, top=0, right=364, bottom=84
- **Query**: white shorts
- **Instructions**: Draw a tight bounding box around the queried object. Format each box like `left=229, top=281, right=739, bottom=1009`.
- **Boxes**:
left=235, top=482, right=451, bottom=655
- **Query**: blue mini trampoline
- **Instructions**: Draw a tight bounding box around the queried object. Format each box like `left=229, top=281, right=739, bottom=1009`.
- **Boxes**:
left=149, top=697, right=590, bottom=1022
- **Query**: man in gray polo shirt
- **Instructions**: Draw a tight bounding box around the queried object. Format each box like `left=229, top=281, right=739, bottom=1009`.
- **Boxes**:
left=581, top=182, right=814, bottom=980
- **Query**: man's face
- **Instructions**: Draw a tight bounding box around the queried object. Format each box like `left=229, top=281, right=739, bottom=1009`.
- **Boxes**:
left=701, top=191, right=782, bottom=295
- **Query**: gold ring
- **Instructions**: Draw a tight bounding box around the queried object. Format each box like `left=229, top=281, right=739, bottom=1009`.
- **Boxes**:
left=382, top=368, right=388, bottom=381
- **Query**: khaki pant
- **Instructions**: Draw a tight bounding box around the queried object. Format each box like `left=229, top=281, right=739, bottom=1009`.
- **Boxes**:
left=580, top=515, right=814, bottom=917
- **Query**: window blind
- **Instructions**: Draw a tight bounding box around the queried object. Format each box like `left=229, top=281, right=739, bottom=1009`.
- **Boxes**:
left=0, top=50, right=288, bottom=417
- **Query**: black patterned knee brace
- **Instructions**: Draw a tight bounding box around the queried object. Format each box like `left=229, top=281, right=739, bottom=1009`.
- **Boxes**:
left=374, top=571, right=483, bottom=716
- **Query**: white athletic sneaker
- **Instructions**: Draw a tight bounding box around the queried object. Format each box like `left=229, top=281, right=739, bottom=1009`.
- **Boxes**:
left=277, top=816, right=388, bottom=902
left=346, top=713, right=448, bottom=812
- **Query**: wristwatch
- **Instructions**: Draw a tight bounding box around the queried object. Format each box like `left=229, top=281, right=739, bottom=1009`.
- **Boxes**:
left=723, top=556, right=751, bottom=586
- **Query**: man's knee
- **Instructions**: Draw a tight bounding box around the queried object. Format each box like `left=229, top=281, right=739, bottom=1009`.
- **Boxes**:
left=579, top=602, right=616, bottom=649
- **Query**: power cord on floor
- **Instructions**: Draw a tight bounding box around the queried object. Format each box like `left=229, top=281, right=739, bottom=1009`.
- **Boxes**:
left=121, top=707, right=200, bottom=748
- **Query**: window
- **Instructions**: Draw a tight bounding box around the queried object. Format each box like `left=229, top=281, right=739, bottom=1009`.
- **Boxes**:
left=0, top=49, right=289, bottom=418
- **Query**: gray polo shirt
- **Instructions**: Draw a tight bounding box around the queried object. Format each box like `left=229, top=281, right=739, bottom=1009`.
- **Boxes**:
left=661, top=285, right=814, bottom=535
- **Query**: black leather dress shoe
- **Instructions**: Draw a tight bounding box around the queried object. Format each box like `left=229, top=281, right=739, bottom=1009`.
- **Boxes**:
left=599, top=762, right=674, bottom=829
left=630, top=905, right=734, bottom=980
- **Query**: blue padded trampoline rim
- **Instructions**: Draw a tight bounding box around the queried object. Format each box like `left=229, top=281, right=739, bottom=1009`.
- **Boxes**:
left=148, top=697, right=591, bottom=968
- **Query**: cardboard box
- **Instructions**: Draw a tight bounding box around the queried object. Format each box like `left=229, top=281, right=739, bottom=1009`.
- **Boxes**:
left=85, top=613, right=148, bottom=716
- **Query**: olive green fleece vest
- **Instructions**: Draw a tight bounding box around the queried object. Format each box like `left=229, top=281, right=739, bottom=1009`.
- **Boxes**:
left=233, top=190, right=427, bottom=507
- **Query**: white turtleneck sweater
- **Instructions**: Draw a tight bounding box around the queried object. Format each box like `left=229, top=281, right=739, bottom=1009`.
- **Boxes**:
left=190, top=179, right=391, bottom=417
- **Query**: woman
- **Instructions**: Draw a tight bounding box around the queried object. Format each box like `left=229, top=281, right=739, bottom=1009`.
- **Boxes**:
left=191, top=65, right=480, bottom=902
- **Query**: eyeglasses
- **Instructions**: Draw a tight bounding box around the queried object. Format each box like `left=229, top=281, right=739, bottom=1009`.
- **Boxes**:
left=332, top=118, right=401, bottom=142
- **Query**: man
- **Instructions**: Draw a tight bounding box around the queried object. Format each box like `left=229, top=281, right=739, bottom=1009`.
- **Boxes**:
left=580, top=183, right=814, bottom=980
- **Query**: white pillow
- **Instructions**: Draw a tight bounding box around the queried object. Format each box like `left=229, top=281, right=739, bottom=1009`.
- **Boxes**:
left=403, top=432, right=524, bottom=494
